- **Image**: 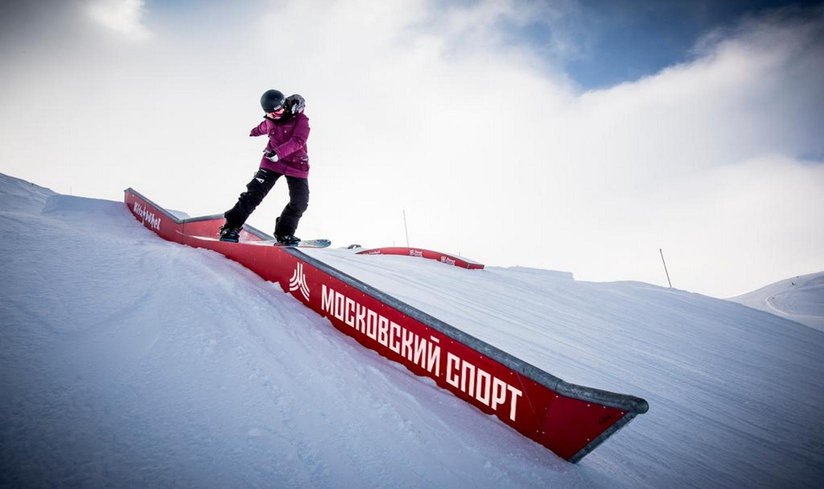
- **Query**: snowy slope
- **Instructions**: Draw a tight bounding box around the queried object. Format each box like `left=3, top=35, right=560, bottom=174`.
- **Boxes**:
left=301, top=248, right=824, bottom=486
left=2, top=172, right=824, bottom=488
left=729, top=272, right=824, bottom=331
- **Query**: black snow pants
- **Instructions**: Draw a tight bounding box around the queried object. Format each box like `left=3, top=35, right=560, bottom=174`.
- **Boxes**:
left=223, top=168, right=309, bottom=237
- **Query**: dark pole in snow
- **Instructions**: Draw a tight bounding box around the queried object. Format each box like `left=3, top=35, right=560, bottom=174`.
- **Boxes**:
left=403, top=210, right=410, bottom=247
left=660, top=248, right=672, bottom=288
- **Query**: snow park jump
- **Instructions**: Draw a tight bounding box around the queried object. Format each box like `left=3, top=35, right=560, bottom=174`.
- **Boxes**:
left=124, top=188, right=649, bottom=463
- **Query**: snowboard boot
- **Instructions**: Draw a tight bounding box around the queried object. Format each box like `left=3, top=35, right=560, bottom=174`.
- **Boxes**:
left=275, top=234, right=301, bottom=247
left=274, top=217, right=300, bottom=246
left=219, top=225, right=241, bottom=243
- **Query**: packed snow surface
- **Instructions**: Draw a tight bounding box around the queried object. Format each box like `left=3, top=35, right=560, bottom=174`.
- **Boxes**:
left=1, top=172, right=823, bottom=488
left=729, top=272, right=824, bottom=331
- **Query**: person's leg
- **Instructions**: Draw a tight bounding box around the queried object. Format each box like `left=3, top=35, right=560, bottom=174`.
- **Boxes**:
left=223, top=169, right=281, bottom=229
left=274, top=176, right=309, bottom=237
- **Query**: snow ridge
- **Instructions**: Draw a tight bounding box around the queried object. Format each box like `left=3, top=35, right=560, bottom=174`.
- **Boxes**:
left=730, top=272, right=824, bottom=331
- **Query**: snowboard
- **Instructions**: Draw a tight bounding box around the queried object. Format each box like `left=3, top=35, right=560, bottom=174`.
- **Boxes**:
left=272, top=238, right=331, bottom=248
left=195, top=235, right=331, bottom=248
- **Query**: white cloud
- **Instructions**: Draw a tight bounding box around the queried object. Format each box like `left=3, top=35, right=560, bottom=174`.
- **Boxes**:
left=85, top=0, right=151, bottom=41
left=1, top=0, right=822, bottom=297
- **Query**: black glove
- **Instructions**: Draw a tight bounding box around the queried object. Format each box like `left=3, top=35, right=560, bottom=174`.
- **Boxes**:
left=285, top=94, right=305, bottom=114
left=264, top=150, right=279, bottom=162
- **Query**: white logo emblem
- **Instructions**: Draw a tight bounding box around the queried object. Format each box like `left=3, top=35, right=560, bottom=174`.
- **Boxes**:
left=440, top=256, right=456, bottom=266
left=289, top=263, right=310, bottom=301
left=133, top=202, right=161, bottom=230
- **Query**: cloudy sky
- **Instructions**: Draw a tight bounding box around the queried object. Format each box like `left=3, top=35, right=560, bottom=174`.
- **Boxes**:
left=1, top=0, right=822, bottom=298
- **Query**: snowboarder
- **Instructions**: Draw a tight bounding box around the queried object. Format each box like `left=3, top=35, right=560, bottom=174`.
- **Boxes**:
left=219, top=89, right=310, bottom=245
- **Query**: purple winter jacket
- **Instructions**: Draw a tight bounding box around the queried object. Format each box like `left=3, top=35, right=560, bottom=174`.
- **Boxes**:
left=250, top=113, right=311, bottom=179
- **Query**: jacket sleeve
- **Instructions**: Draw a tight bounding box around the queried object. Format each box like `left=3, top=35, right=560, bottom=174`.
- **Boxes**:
left=273, top=115, right=310, bottom=158
left=249, top=119, right=272, bottom=137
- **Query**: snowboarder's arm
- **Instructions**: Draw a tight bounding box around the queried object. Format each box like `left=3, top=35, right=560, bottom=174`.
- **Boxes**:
left=272, top=115, right=310, bottom=159
left=249, top=119, right=272, bottom=137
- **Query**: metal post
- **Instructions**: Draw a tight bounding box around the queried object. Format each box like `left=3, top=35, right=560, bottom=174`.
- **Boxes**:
left=403, top=210, right=410, bottom=247
left=659, top=248, right=672, bottom=288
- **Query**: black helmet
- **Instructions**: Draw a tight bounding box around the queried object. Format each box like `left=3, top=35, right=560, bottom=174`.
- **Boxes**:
left=260, top=89, right=285, bottom=112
